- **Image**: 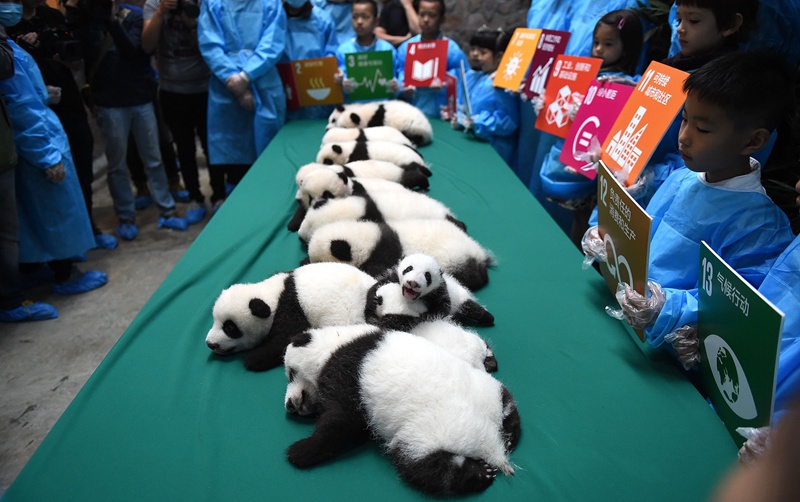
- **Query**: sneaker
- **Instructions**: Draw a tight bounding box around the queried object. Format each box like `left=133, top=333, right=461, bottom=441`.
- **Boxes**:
left=135, top=194, right=153, bottom=210
left=158, top=212, right=188, bottom=231
left=94, top=233, right=118, bottom=250
left=211, top=199, right=224, bottom=215
left=0, top=300, right=58, bottom=322
left=185, top=201, right=207, bottom=225
left=117, top=220, right=138, bottom=240
left=52, top=270, right=108, bottom=295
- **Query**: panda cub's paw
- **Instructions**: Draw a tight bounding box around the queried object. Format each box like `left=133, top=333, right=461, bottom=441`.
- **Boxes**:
left=454, top=456, right=497, bottom=493
left=286, top=438, right=325, bottom=469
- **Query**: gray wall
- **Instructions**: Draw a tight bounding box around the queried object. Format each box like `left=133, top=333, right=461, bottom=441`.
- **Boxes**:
left=441, top=0, right=531, bottom=53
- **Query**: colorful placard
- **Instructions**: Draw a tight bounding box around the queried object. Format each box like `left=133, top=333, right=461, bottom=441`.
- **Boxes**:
left=601, top=61, right=688, bottom=186
left=344, top=50, right=395, bottom=102
left=404, top=40, right=448, bottom=88
left=534, top=55, right=602, bottom=138
left=492, top=28, right=541, bottom=91
left=520, top=29, right=570, bottom=101
left=443, top=73, right=457, bottom=122
left=559, top=79, right=635, bottom=179
left=698, top=242, right=784, bottom=446
left=596, top=161, right=653, bottom=342
left=278, top=57, right=344, bottom=109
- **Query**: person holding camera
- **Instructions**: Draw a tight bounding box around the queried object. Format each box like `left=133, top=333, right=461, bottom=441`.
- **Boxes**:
left=142, top=0, right=215, bottom=219
left=65, top=0, right=188, bottom=240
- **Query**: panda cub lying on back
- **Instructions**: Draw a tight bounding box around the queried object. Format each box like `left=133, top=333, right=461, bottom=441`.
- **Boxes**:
left=365, top=254, right=494, bottom=330
left=283, top=324, right=520, bottom=496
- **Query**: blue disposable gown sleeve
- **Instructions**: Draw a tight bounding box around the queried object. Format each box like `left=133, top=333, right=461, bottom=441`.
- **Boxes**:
left=198, top=1, right=241, bottom=82
left=241, top=5, right=287, bottom=80
left=472, top=89, right=519, bottom=139
left=645, top=287, right=699, bottom=348
left=320, top=15, right=339, bottom=59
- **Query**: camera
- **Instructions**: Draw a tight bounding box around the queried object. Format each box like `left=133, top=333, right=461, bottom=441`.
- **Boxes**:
left=37, top=28, right=82, bottom=62
left=176, top=0, right=200, bottom=19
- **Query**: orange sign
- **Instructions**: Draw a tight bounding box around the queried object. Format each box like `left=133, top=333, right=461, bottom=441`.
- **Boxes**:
left=601, top=61, right=688, bottom=186
left=278, top=57, right=344, bottom=109
left=493, top=28, right=541, bottom=91
left=534, top=55, right=602, bottom=138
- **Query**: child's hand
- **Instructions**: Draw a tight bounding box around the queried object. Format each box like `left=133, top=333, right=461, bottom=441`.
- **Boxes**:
left=737, top=426, right=771, bottom=465
left=532, top=95, right=544, bottom=115
left=429, top=77, right=442, bottom=90
left=664, top=324, right=700, bottom=370
left=333, top=71, right=344, bottom=85
left=45, top=162, right=66, bottom=183
left=614, top=280, right=666, bottom=329
left=342, top=78, right=357, bottom=93
left=387, top=78, right=399, bottom=93
left=580, top=225, right=606, bottom=269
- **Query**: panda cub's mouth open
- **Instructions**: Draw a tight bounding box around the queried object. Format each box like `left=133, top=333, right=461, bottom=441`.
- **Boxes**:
left=402, top=285, right=420, bottom=300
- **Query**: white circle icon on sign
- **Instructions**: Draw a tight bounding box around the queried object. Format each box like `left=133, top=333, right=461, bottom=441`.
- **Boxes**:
left=571, top=116, right=601, bottom=161
left=705, top=334, right=757, bottom=420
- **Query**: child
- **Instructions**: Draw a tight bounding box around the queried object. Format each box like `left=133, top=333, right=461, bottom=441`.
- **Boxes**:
left=539, top=9, right=642, bottom=247
left=395, top=0, right=466, bottom=119
left=584, top=52, right=796, bottom=356
left=334, top=0, right=398, bottom=101
left=281, top=0, right=339, bottom=120
left=457, top=27, right=518, bottom=167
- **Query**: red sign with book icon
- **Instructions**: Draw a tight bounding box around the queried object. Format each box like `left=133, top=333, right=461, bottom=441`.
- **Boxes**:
left=404, top=40, right=448, bottom=88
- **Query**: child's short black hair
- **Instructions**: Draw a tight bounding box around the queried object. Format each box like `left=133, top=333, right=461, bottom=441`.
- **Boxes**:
left=676, top=0, right=759, bottom=45
left=594, top=9, right=643, bottom=76
left=469, top=27, right=510, bottom=53
left=683, top=51, right=795, bottom=132
left=413, top=0, right=445, bottom=17
left=353, top=0, right=378, bottom=17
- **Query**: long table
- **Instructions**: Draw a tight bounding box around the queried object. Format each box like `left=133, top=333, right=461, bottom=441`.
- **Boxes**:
left=6, top=120, right=736, bottom=501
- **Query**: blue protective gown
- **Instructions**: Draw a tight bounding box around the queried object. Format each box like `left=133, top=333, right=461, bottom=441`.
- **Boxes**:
left=0, top=40, right=94, bottom=263
left=758, top=235, right=800, bottom=422
left=642, top=165, right=794, bottom=348
left=198, top=0, right=287, bottom=165
left=396, top=34, right=467, bottom=118
left=464, top=69, right=519, bottom=167
left=282, top=6, right=339, bottom=120
left=311, top=0, right=356, bottom=45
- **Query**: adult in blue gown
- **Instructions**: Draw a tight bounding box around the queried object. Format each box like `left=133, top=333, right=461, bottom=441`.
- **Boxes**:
left=463, top=68, right=518, bottom=167
left=198, top=0, right=286, bottom=168
left=312, top=0, right=355, bottom=45
left=282, top=0, right=339, bottom=121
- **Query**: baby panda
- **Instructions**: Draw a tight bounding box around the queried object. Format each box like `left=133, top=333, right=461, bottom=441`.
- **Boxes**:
left=321, top=126, right=413, bottom=147
left=317, top=141, right=426, bottom=175
left=205, top=262, right=376, bottom=371
left=295, top=161, right=430, bottom=193
left=306, top=219, right=493, bottom=290
left=410, top=318, right=498, bottom=372
left=365, top=253, right=495, bottom=330
left=297, top=181, right=466, bottom=242
left=327, top=100, right=433, bottom=147
left=283, top=324, right=521, bottom=496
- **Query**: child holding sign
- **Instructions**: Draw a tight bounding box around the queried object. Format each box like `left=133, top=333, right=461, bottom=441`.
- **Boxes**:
left=585, top=53, right=795, bottom=358
left=457, top=27, right=518, bottom=167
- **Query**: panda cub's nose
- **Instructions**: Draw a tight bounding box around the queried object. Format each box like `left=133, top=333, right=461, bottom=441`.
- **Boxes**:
left=286, top=399, right=297, bottom=413
left=207, top=341, right=220, bottom=351
left=406, top=280, right=418, bottom=289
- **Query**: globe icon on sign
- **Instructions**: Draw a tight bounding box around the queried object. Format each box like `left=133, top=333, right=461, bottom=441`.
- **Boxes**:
left=716, top=347, right=740, bottom=403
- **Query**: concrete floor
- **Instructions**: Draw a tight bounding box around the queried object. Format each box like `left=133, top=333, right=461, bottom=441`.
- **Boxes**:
left=0, top=156, right=213, bottom=493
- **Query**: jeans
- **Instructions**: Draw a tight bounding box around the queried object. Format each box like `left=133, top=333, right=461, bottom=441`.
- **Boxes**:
left=95, top=103, right=176, bottom=221
left=160, top=89, right=209, bottom=203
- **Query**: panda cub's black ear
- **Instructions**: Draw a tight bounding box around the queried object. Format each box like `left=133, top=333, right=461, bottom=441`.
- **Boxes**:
left=249, top=298, right=271, bottom=319
left=335, top=104, right=345, bottom=112
left=290, top=332, right=312, bottom=347
left=332, top=144, right=343, bottom=154
left=349, top=113, right=361, bottom=125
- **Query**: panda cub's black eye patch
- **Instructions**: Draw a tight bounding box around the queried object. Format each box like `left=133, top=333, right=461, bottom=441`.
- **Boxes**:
left=424, top=272, right=431, bottom=285
left=223, top=320, right=243, bottom=339
left=402, top=266, right=413, bottom=275
left=323, top=159, right=333, bottom=165
left=332, top=144, right=343, bottom=154
left=288, top=368, right=297, bottom=382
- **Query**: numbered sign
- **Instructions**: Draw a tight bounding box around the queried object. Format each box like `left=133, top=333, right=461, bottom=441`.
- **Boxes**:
left=493, top=28, right=541, bottom=91
left=699, top=242, right=784, bottom=445
left=344, top=50, right=394, bottom=102
left=404, top=40, right=448, bottom=88
left=534, top=55, right=602, bottom=138
left=520, top=29, right=570, bottom=101
left=596, top=161, right=653, bottom=341
left=278, top=57, right=344, bottom=109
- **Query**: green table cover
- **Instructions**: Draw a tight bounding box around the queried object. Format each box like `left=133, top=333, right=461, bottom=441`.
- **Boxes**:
left=6, top=120, right=736, bottom=501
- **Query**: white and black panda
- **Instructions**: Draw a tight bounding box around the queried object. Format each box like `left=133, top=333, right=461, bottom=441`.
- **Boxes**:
left=317, top=141, right=427, bottom=175
left=204, top=262, right=376, bottom=371
left=327, top=101, right=433, bottom=147
left=283, top=324, right=520, bottom=496
left=306, top=219, right=493, bottom=290
left=297, top=181, right=466, bottom=241
left=295, top=161, right=430, bottom=193
left=410, top=319, right=498, bottom=372
left=365, top=254, right=495, bottom=329
left=321, top=126, right=413, bottom=147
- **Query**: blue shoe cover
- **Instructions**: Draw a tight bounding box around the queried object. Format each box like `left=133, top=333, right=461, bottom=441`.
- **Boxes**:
left=52, top=270, right=108, bottom=295
left=185, top=203, right=207, bottom=225
left=117, top=222, right=138, bottom=241
left=158, top=215, right=189, bottom=231
left=95, top=233, right=119, bottom=250
left=171, top=189, right=191, bottom=203
left=71, top=252, right=88, bottom=262
left=0, top=301, right=58, bottom=322
left=135, top=195, right=153, bottom=210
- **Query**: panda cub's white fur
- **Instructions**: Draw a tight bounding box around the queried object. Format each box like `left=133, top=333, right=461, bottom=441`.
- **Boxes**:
left=283, top=325, right=520, bottom=495
left=317, top=141, right=425, bottom=170
left=327, top=101, right=433, bottom=146
left=321, top=126, right=413, bottom=147
left=298, top=169, right=425, bottom=209
left=409, top=319, right=495, bottom=372
left=205, top=262, right=376, bottom=371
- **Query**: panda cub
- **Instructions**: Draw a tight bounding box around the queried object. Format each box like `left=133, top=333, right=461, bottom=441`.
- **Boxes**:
left=205, top=262, right=376, bottom=371
left=283, top=324, right=521, bottom=496
left=295, top=161, right=429, bottom=193
left=410, top=319, right=498, bottom=373
left=306, top=219, right=492, bottom=290
left=317, top=141, right=426, bottom=175
left=365, top=254, right=494, bottom=330
left=321, top=126, right=413, bottom=147
left=326, top=100, right=433, bottom=147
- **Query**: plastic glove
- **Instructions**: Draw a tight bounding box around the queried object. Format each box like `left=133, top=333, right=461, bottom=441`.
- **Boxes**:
left=439, top=105, right=451, bottom=122
left=626, top=166, right=654, bottom=199
left=400, top=86, right=416, bottom=99
left=567, top=92, right=584, bottom=121
left=226, top=71, right=250, bottom=96
left=333, top=71, right=344, bottom=85
left=596, top=74, right=638, bottom=86
left=45, top=162, right=66, bottom=183
left=342, top=78, right=357, bottom=94
left=532, top=95, right=545, bottom=116
left=736, top=426, right=771, bottom=465
left=611, top=280, right=666, bottom=329
left=581, top=225, right=606, bottom=269
left=236, top=89, right=255, bottom=111
left=387, top=78, right=399, bottom=93
left=664, top=324, right=700, bottom=370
